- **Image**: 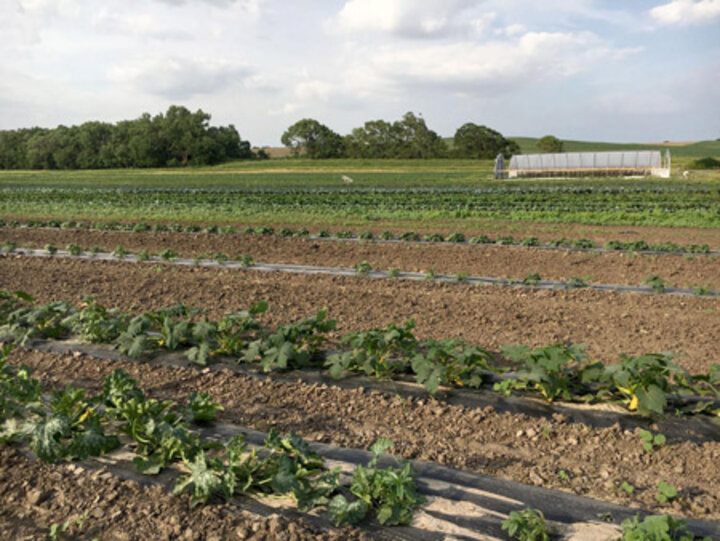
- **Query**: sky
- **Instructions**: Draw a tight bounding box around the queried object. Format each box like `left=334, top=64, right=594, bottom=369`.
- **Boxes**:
left=1, top=0, right=719, bottom=146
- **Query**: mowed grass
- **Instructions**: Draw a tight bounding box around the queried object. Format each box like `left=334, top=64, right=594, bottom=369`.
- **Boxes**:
left=0, top=159, right=496, bottom=189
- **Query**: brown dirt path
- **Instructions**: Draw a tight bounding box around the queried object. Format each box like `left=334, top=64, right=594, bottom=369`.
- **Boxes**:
left=1, top=255, right=719, bottom=373
left=10, top=348, right=720, bottom=521
left=2, top=228, right=719, bottom=289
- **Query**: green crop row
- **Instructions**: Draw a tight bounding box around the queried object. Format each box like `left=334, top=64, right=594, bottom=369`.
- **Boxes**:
left=2, top=181, right=720, bottom=227
left=0, top=345, right=424, bottom=526
left=1, top=291, right=717, bottom=417
left=1, top=218, right=713, bottom=255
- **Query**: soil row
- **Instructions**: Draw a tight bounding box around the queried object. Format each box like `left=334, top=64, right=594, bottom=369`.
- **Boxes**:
left=8, top=348, right=720, bottom=522
left=1, top=255, right=718, bottom=373
left=0, top=444, right=364, bottom=541
left=3, top=228, right=719, bottom=289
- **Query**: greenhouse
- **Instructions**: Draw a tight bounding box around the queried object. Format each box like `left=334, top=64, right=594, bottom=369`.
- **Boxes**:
left=502, top=150, right=671, bottom=179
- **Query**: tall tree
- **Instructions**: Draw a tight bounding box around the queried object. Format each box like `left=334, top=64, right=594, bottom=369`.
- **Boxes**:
left=393, top=112, right=447, bottom=159
left=281, top=118, right=345, bottom=158
left=537, top=135, right=564, bottom=153
left=453, top=123, right=519, bottom=159
left=343, top=113, right=447, bottom=159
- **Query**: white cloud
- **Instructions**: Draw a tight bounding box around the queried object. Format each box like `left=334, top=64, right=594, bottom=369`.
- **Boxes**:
left=331, top=0, right=478, bottom=38
left=364, top=32, right=639, bottom=93
left=108, top=56, right=251, bottom=98
left=595, top=91, right=683, bottom=116
left=16, top=0, right=81, bottom=17
left=93, top=11, right=192, bottom=40
left=650, top=0, right=720, bottom=25
left=154, top=0, right=260, bottom=9
left=496, top=24, right=526, bottom=36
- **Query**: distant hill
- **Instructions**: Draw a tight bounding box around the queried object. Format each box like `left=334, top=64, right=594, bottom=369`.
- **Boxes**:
left=509, top=137, right=720, bottom=158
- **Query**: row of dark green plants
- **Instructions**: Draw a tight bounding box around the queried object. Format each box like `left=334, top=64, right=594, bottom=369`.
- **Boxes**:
left=0, top=218, right=713, bottom=254
left=1, top=291, right=717, bottom=418
left=0, top=344, right=424, bottom=527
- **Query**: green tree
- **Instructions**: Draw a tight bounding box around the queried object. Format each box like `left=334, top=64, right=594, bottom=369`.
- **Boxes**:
left=343, top=113, right=447, bottom=159
left=453, top=123, right=519, bottom=159
left=281, top=118, right=345, bottom=158
left=394, top=112, right=447, bottom=159
left=537, top=135, right=563, bottom=153
left=0, top=105, right=253, bottom=170
left=343, top=120, right=398, bottom=158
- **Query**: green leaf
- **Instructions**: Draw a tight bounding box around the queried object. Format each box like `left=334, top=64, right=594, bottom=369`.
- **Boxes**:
left=27, top=416, right=69, bottom=462
left=186, top=343, right=211, bottom=366
left=68, top=418, right=120, bottom=460
left=635, top=384, right=667, bottom=416
left=173, top=451, right=220, bottom=507
left=376, top=505, right=394, bottom=525
left=183, top=392, right=223, bottom=423
left=328, top=494, right=369, bottom=526
left=133, top=453, right=165, bottom=475
left=370, top=437, right=394, bottom=459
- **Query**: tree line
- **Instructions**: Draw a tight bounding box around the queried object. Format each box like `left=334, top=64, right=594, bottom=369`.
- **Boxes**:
left=0, top=106, right=564, bottom=169
left=0, top=105, right=253, bottom=170
left=281, top=112, right=524, bottom=160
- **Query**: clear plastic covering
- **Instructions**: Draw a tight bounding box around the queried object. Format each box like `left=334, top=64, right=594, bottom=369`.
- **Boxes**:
left=506, top=150, right=671, bottom=178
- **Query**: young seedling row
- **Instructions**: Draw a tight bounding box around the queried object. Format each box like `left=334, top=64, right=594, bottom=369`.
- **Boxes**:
left=0, top=344, right=428, bottom=530
left=2, top=290, right=718, bottom=419
left=3, top=245, right=718, bottom=299
left=2, top=218, right=716, bottom=255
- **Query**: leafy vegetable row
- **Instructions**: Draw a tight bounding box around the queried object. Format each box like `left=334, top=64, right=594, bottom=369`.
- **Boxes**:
left=503, top=508, right=711, bottom=541
left=0, top=345, right=424, bottom=526
left=0, top=218, right=713, bottom=254
left=1, top=291, right=718, bottom=417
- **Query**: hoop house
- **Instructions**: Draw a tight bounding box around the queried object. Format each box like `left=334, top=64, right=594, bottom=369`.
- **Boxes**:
left=508, top=150, right=670, bottom=179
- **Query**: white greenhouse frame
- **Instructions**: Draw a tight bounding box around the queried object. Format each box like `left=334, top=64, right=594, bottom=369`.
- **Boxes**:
left=504, top=150, right=671, bottom=179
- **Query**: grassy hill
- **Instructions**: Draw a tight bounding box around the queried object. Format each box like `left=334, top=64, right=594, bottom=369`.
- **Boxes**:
left=509, top=137, right=720, bottom=159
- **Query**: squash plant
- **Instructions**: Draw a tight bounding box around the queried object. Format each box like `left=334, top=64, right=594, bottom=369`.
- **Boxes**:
left=602, top=353, right=691, bottom=416
left=411, top=339, right=492, bottom=394
left=326, top=320, right=417, bottom=380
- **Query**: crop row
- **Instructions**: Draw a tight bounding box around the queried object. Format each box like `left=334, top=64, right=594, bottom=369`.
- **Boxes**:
left=0, top=345, right=424, bottom=527
left=1, top=185, right=717, bottom=210
left=2, top=343, right=711, bottom=540
left=2, top=291, right=718, bottom=418
left=3, top=181, right=716, bottom=194
left=1, top=218, right=714, bottom=255
left=6, top=244, right=717, bottom=299
left=2, top=184, right=720, bottom=226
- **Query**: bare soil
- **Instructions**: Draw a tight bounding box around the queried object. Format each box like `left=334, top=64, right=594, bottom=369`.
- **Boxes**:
left=0, top=446, right=362, bottom=541
left=8, top=348, right=720, bottom=522
left=3, top=229, right=720, bottom=289
left=1, top=255, right=719, bottom=374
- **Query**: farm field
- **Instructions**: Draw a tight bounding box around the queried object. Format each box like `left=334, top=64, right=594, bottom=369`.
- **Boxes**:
left=2, top=158, right=720, bottom=228
left=2, top=163, right=720, bottom=540
left=2, top=255, right=719, bottom=373
left=3, top=181, right=720, bottom=228
left=3, top=226, right=720, bottom=290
